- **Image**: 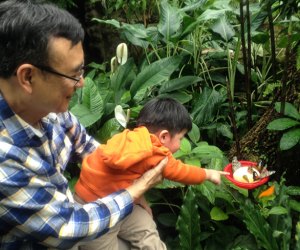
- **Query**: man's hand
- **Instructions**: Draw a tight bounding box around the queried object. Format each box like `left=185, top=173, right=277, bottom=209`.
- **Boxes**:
left=126, top=157, right=168, bottom=201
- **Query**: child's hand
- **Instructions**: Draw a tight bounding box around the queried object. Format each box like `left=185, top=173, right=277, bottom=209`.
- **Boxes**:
left=204, top=169, right=230, bottom=185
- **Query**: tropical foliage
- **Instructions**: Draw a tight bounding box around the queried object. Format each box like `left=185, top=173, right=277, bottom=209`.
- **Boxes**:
left=51, top=0, right=300, bottom=248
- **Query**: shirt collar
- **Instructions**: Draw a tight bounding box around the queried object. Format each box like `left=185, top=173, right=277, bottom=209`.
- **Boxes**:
left=0, top=93, right=58, bottom=143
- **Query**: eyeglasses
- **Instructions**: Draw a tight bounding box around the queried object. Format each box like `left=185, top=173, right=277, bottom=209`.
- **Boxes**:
left=33, top=64, right=84, bottom=86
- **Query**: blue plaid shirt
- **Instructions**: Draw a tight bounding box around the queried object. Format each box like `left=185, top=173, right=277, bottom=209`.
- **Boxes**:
left=0, top=94, right=133, bottom=249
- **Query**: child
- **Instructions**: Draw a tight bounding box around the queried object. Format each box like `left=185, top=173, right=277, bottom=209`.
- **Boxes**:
left=74, top=97, right=229, bottom=249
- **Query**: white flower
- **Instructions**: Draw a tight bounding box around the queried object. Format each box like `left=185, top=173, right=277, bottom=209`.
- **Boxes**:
left=116, top=43, right=128, bottom=65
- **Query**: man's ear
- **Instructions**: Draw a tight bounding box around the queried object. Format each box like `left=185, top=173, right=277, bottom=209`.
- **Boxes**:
left=157, top=130, right=171, bottom=144
left=15, top=64, right=35, bottom=94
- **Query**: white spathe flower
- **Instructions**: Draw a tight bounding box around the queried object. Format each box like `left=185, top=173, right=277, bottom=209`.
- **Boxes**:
left=114, top=105, right=128, bottom=128
left=110, top=56, right=118, bottom=73
left=116, top=43, right=128, bottom=65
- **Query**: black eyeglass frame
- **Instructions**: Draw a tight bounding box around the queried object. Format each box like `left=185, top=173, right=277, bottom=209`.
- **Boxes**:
left=33, top=64, right=84, bottom=86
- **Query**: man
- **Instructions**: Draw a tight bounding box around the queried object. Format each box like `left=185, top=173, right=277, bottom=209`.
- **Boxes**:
left=0, top=0, right=166, bottom=249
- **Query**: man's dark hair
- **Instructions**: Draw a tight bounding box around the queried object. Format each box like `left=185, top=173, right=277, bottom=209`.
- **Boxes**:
left=0, top=0, right=84, bottom=78
left=136, top=97, right=192, bottom=136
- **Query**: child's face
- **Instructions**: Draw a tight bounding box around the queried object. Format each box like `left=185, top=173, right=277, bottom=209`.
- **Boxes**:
left=162, top=130, right=187, bottom=153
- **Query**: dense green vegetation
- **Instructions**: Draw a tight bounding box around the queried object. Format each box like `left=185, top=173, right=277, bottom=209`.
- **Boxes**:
left=52, top=0, right=300, bottom=249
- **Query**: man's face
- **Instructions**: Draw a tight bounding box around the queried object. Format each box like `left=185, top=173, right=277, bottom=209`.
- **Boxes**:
left=31, top=37, right=84, bottom=114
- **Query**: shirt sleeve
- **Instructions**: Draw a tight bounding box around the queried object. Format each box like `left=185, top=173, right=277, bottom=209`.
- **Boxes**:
left=163, top=153, right=207, bottom=184
left=61, top=112, right=100, bottom=159
left=0, top=156, right=133, bottom=249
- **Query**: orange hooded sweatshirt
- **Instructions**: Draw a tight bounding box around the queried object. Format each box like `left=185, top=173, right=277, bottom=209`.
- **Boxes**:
left=75, top=126, right=206, bottom=202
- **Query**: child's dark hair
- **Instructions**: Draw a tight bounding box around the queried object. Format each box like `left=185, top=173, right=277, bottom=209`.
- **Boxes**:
left=136, top=97, right=192, bottom=136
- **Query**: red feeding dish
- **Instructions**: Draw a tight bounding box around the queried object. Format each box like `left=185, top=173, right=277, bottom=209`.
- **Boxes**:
left=224, top=160, right=269, bottom=189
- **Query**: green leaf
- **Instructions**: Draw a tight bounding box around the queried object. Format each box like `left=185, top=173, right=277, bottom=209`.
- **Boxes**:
left=252, top=31, right=269, bottom=44
left=92, top=18, right=121, bottom=28
left=211, top=16, right=235, bottom=41
left=296, top=221, right=300, bottom=249
left=188, top=123, right=201, bottom=144
left=110, top=58, right=135, bottom=103
left=280, top=128, right=300, bottom=150
left=180, top=137, right=192, bottom=154
left=289, top=200, right=300, bottom=213
left=130, top=56, right=182, bottom=97
left=267, top=118, right=300, bottom=131
left=94, top=118, right=123, bottom=143
left=155, top=179, right=184, bottom=189
left=217, top=123, right=233, bottom=140
left=159, top=76, right=202, bottom=94
left=199, top=9, right=228, bottom=22
left=267, top=206, right=288, bottom=216
left=240, top=199, right=279, bottom=249
left=123, top=24, right=151, bottom=48
left=176, top=187, right=202, bottom=250
left=70, top=105, right=101, bottom=128
left=196, top=181, right=216, bottom=204
left=275, top=102, right=300, bottom=120
left=70, top=78, right=104, bottom=127
left=159, top=91, right=193, bottom=104
left=192, top=144, right=224, bottom=161
left=157, top=213, right=177, bottom=227
left=191, top=87, right=226, bottom=126
left=180, top=0, right=206, bottom=12
left=93, top=18, right=150, bottom=48
left=158, top=0, right=181, bottom=41
left=172, top=15, right=201, bottom=41
left=286, top=186, right=300, bottom=196
left=208, top=157, right=226, bottom=171
left=210, top=206, right=229, bottom=221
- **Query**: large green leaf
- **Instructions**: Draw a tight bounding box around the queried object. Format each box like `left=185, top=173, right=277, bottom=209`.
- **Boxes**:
left=93, top=18, right=150, bottom=48
left=176, top=187, right=202, bottom=250
left=180, top=0, right=206, bottom=12
left=158, top=0, right=181, bottom=41
left=191, top=87, right=226, bottom=126
left=159, top=91, right=193, bottom=104
left=188, top=123, right=201, bottom=144
left=275, top=102, right=300, bottom=120
left=70, top=77, right=103, bottom=127
left=192, top=144, right=224, bottom=158
left=171, top=15, right=202, bottom=41
left=122, top=24, right=151, bottom=48
left=216, top=123, right=233, bottom=140
left=286, top=186, right=300, bottom=196
left=240, top=199, right=279, bottom=250
left=267, top=118, right=300, bottom=131
left=159, top=76, right=202, bottom=94
left=267, top=206, right=288, bottom=216
left=199, top=9, right=228, bottom=22
left=94, top=118, right=123, bottom=143
left=157, top=213, right=177, bottom=227
left=130, top=56, right=182, bottom=97
left=289, top=200, right=300, bottom=213
left=280, top=128, right=300, bottom=150
left=211, top=16, right=235, bottom=41
left=110, top=58, right=135, bottom=103
left=197, top=181, right=217, bottom=204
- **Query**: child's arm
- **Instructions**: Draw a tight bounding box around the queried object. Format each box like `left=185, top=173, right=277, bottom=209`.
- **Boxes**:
left=204, top=169, right=230, bottom=185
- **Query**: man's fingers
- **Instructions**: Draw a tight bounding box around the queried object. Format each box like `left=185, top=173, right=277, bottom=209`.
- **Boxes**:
left=155, top=157, right=168, bottom=172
